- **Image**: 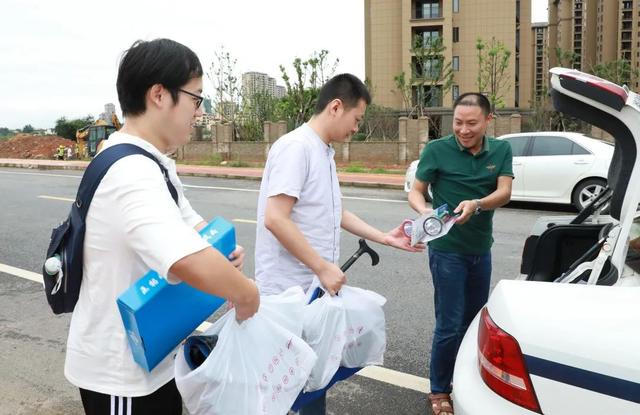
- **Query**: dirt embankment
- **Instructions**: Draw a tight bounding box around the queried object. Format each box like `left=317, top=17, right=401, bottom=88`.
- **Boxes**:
left=0, top=134, right=75, bottom=159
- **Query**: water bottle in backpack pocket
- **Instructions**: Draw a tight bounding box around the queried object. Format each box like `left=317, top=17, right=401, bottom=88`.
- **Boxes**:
left=43, top=208, right=85, bottom=314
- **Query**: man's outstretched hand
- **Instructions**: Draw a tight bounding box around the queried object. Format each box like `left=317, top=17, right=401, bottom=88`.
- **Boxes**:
left=383, top=224, right=425, bottom=252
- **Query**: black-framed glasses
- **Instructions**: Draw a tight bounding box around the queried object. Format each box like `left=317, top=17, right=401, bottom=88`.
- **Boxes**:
left=178, top=88, right=204, bottom=108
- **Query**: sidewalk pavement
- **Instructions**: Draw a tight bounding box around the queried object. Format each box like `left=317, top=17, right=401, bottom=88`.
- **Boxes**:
left=0, top=158, right=406, bottom=190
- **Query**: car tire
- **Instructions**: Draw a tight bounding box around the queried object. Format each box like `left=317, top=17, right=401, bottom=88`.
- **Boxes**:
left=572, top=178, right=607, bottom=212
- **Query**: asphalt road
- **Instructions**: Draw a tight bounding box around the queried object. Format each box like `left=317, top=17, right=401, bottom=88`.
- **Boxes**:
left=0, top=167, right=574, bottom=415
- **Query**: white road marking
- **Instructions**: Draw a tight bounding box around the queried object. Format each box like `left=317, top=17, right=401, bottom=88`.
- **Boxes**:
left=195, top=321, right=213, bottom=333
left=0, top=170, right=82, bottom=179
left=38, top=195, right=74, bottom=202
left=2, top=261, right=431, bottom=395
left=185, top=184, right=405, bottom=203
left=343, top=195, right=405, bottom=204
left=357, top=366, right=429, bottom=393
left=36, top=196, right=261, bottom=226
left=183, top=184, right=259, bottom=193
left=232, top=219, right=258, bottom=224
left=0, top=264, right=42, bottom=284
left=2, top=170, right=406, bottom=204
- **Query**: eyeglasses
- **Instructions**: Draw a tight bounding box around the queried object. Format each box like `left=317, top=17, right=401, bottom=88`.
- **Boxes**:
left=178, top=89, right=204, bottom=108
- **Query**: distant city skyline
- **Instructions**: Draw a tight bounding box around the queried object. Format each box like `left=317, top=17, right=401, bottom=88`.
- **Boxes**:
left=1, top=0, right=548, bottom=129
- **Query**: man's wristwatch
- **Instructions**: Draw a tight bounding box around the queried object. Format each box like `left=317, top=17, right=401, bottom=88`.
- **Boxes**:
left=473, top=199, right=483, bottom=215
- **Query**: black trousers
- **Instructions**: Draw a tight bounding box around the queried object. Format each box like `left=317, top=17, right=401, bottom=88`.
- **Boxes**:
left=79, top=379, right=182, bottom=415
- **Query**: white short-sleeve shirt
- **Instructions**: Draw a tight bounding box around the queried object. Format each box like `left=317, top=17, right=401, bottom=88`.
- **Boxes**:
left=255, top=123, right=342, bottom=295
left=64, top=132, right=209, bottom=397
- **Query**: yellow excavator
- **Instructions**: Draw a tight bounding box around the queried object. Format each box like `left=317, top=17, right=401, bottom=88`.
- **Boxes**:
left=76, top=113, right=122, bottom=157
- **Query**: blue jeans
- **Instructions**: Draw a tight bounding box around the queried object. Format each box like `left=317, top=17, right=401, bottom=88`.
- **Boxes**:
left=428, top=247, right=491, bottom=394
left=297, top=393, right=326, bottom=414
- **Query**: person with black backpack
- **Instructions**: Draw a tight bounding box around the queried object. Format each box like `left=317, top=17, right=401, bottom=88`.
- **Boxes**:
left=62, top=39, right=260, bottom=415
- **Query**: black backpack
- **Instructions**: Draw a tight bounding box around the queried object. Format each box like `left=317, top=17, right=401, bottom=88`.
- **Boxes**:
left=43, top=143, right=178, bottom=314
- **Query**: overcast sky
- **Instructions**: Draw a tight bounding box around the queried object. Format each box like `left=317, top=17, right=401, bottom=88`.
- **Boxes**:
left=0, top=0, right=548, bottom=129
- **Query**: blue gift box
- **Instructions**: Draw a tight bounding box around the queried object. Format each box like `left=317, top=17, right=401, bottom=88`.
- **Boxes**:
left=117, top=217, right=235, bottom=372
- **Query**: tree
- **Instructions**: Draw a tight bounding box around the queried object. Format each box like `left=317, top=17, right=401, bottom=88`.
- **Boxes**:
left=590, top=59, right=639, bottom=86
left=22, top=124, right=34, bottom=133
left=207, top=46, right=241, bottom=124
left=393, top=72, right=413, bottom=114
left=528, top=85, right=555, bottom=131
left=412, top=36, right=454, bottom=114
left=394, top=35, right=454, bottom=117
left=476, top=37, right=511, bottom=112
left=357, top=103, right=399, bottom=141
left=527, top=85, right=587, bottom=133
left=554, top=47, right=580, bottom=69
left=54, top=116, right=94, bottom=140
left=238, top=90, right=279, bottom=141
left=277, top=50, right=339, bottom=128
left=0, top=127, right=13, bottom=139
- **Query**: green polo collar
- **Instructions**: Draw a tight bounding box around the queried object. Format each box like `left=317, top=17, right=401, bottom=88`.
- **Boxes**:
left=454, top=134, right=489, bottom=156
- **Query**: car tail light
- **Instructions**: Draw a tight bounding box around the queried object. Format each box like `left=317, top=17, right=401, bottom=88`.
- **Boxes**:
left=477, top=307, right=542, bottom=414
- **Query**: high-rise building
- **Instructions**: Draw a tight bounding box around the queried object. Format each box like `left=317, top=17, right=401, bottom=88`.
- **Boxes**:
left=532, top=22, right=550, bottom=98
left=548, top=0, right=640, bottom=88
left=99, top=103, right=117, bottom=124
left=618, top=0, right=638, bottom=76
left=596, top=0, right=619, bottom=64
left=241, top=71, right=285, bottom=100
left=364, top=0, right=533, bottom=110
left=547, top=0, right=597, bottom=70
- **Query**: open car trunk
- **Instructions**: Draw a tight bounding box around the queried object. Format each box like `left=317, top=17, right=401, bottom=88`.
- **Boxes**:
left=519, top=68, right=640, bottom=286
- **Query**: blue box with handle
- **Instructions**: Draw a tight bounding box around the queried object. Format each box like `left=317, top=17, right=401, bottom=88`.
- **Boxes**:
left=117, top=217, right=234, bottom=372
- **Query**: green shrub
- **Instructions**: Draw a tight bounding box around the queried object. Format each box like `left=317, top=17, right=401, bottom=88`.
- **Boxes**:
left=344, top=163, right=366, bottom=173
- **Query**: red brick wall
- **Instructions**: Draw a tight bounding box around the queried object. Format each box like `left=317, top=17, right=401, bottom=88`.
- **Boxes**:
left=349, top=142, right=400, bottom=164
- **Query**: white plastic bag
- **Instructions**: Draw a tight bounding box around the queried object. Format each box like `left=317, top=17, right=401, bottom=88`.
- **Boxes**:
left=301, top=293, right=347, bottom=392
left=339, top=286, right=387, bottom=368
left=175, top=287, right=317, bottom=415
left=259, top=285, right=307, bottom=336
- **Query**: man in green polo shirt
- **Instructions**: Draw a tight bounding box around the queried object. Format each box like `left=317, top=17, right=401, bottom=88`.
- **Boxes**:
left=408, top=92, right=513, bottom=415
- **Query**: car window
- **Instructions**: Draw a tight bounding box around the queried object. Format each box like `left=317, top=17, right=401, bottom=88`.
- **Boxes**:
left=531, top=136, right=574, bottom=156
left=572, top=142, right=591, bottom=155
left=504, top=136, right=529, bottom=157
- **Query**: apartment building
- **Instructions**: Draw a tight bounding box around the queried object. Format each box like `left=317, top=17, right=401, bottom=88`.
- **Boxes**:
left=548, top=0, right=640, bottom=88
left=548, top=0, right=597, bottom=69
left=364, top=0, right=533, bottom=110
left=241, top=72, right=286, bottom=100
left=532, top=22, right=549, bottom=98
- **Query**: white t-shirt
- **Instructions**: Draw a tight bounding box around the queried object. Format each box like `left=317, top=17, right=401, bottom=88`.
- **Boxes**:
left=255, top=123, right=342, bottom=295
left=64, top=132, right=209, bottom=397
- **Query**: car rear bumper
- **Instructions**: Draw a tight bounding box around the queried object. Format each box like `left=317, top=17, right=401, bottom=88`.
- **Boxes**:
left=452, top=315, right=539, bottom=415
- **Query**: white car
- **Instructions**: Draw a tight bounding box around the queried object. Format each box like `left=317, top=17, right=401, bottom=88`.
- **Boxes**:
left=404, top=132, right=614, bottom=211
left=452, top=68, right=640, bottom=414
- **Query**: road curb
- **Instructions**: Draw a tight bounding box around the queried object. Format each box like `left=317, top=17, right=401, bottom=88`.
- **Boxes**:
left=0, top=162, right=404, bottom=190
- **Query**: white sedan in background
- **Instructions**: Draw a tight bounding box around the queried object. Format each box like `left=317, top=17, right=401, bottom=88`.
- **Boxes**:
left=404, top=132, right=613, bottom=211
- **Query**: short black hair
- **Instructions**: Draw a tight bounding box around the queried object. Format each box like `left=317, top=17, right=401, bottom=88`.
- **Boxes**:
left=453, top=92, right=492, bottom=117
left=117, top=38, right=203, bottom=116
left=314, top=73, right=371, bottom=114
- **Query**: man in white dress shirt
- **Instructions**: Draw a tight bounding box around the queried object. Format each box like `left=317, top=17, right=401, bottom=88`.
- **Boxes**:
left=255, top=73, right=423, bottom=414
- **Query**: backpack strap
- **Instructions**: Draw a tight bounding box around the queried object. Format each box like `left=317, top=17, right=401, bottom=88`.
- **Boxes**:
left=74, top=143, right=179, bottom=220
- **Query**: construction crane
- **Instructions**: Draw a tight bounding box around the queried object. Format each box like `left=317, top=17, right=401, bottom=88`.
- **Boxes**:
left=76, top=113, right=122, bottom=157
